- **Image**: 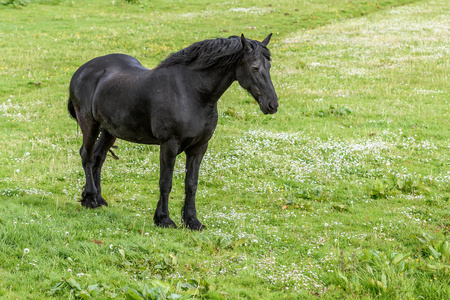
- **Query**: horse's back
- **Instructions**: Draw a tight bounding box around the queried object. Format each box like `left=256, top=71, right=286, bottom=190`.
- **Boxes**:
left=74, top=53, right=145, bottom=74
left=70, top=54, right=148, bottom=104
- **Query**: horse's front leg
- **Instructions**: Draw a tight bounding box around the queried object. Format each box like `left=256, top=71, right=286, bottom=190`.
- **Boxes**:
left=182, top=143, right=208, bottom=230
left=154, top=140, right=179, bottom=228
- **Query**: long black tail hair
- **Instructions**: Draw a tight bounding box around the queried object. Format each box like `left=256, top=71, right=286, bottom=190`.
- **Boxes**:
left=68, top=98, right=77, bottom=119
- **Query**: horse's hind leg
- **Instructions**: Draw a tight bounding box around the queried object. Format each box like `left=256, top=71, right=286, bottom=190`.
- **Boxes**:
left=92, top=129, right=117, bottom=207
left=77, top=115, right=101, bottom=208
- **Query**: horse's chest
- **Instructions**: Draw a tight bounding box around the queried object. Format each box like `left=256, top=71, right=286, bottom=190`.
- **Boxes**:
left=182, top=109, right=217, bottom=143
left=185, top=114, right=217, bottom=138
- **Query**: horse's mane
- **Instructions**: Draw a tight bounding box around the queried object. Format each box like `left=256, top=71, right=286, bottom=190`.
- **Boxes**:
left=156, top=36, right=271, bottom=71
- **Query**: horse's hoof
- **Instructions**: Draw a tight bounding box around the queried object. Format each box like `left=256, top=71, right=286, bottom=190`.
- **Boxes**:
left=154, top=217, right=177, bottom=229
left=80, top=197, right=96, bottom=208
left=80, top=195, right=106, bottom=209
left=183, top=219, right=205, bottom=231
left=96, top=196, right=108, bottom=207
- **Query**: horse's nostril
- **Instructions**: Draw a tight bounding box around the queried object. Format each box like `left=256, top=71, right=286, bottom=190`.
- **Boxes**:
left=269, top=102, right=278, bottom=110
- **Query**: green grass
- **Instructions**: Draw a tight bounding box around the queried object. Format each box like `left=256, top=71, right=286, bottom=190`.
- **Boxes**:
left=1, top=0, right=449, bottom=299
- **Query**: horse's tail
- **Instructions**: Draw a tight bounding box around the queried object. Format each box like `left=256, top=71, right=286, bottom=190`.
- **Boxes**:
left=68, top=97, right=77, bottom=120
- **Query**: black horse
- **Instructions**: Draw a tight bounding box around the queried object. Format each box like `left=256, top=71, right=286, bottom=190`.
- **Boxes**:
left=68, top=34, right=278, bottom=230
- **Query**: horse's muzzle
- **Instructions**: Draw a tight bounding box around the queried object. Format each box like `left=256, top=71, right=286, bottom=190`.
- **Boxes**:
left=260, top=99, right=278, bottom=114
left=267, top=100, right=278, bottom=114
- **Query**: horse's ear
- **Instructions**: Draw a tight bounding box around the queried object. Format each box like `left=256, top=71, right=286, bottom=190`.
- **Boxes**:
left=261, top=33, right=272, bottom=46
left=241, top=34, right=251, bottom=52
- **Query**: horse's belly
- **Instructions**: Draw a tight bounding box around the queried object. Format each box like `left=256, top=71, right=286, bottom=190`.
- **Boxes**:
left=107, top=126, right=160, bottom=145
left=94, top=107, right=160, bottom=144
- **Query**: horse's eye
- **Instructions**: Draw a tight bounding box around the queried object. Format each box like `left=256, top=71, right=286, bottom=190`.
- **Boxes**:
left=251, top=67, right=259, bottom=72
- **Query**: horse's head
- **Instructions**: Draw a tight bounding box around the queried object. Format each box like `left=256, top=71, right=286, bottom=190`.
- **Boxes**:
left=236, top=34, right=279, bottom=115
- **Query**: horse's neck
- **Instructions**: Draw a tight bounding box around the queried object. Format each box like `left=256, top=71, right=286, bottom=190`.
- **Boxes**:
left=196, top=69, right=236, bottom=103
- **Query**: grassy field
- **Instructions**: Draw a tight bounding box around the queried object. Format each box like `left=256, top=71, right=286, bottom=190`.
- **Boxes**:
left=0, top=0, right=449, bottom=299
